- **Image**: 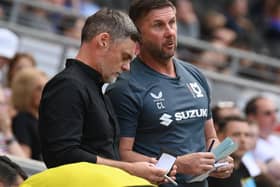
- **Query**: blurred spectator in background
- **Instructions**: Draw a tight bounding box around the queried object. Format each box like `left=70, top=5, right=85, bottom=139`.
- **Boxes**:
left=223, top=0, right=265, bottom=54
left=245, top=96, right=280, bottom=182
left=0, top=155, right=27, bottom=187
left=0, top=28, right=19, bottom=84
left=212, top=101, right=280, bottom=186
left=96, top=0, right=131, bottom=11
left=212, top=101, right=241, bottom=132
left=250, top=0, right=280, bottom=40
left=4, top=53, right=37, bottom=120
left=211, top=27, right=236, bottom=46
left=265, top=2, right=280, bottom=35
left=230, top=38, right=266, bottom=82
left=263, top=1, right=280, bottom=58
left=0, top=86, right=26, bottom=158
left=244, top=122, right=280, bottom=187
left=189, top=10, right=237, bottom=74
left=46, top=0, right=71, bottom=33
left=190, top=10, right=237, bottom=73
left=7, top=53, right=37, bottom=88
left=201, top=11, right=227, bottom=40
left=246, top=122, right=268, bottom=174
left=47, top=0, right=99, bottom=32
left=192, top=39, right=230, bottom=73
left=58, top=15, right=85, bottom=39
left=201, top=10, right=237, bottom=49
left=0, top=6, right=4, bottom=19
left=48, top=0, right=68, bottom=6
left=172, top=0, right=201, bottom=64
left=173, top=0, right=200, bottom=39
left=11, top=68, right=48, bottom=160
left=17, top=1, right=55, bottom=32
left=0, top=0, right=12, bottom=20
left=249, top=0, right=278, bottom=32
left=224, top=0, right=252, bottom=37
left=69, top=0, right=100, bottom=17
left=208, top=116, right=256, bottom=187
left=209, top=116, right=279, bottom=187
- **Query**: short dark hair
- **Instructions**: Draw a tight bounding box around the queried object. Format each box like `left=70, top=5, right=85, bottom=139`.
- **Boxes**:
left=129, top=0, right=175, bottom=24
left=81, top=8, right=139, bottom=43
left=212, top=101, right=236, bottom=124
left=171, top=0, right=190, bottom=7
left=0, top=156, right=28, bottom=186
left=244, top=96, right=264, bottom=115
left=217, top=115, right=248, bottom=132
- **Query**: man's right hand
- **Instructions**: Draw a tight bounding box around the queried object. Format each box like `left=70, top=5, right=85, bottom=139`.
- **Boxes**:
left=175, top=152, right=215, bottom=176
left=97, top=156, right=176, bottom=185
left=129, top=161, right=177, bottom=185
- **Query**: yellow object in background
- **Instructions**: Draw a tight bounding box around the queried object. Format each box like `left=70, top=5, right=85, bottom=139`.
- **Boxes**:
left=20, top=162, right=155, bottom=187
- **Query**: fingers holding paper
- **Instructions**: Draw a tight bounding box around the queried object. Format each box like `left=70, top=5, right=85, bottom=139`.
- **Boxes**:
left=131, top=162, right=167, bottom=184
left=133, top=162, right=177, bottom=185
left=210, top=156, right=234, bottom=178
left=175, top=152, right=216, bottom=176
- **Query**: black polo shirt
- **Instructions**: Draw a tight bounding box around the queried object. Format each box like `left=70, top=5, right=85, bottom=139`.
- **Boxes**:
left=39, top=59, right=120, bottom=168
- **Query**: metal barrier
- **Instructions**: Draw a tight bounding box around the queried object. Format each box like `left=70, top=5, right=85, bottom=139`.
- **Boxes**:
left=178, top=36, right=280, bottom=69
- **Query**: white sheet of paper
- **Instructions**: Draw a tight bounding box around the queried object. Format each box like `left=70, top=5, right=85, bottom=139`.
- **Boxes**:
left=155, top=153, right=176, bottom=174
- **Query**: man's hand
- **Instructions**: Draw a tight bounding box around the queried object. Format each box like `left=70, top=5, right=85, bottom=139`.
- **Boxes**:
left=130, top=162, right=166, bottom=184
left=209, top=156, right=234, bottom=178
left=176, top=152, right=215, bottom=176
left=130, top=162, right=177, bottom=185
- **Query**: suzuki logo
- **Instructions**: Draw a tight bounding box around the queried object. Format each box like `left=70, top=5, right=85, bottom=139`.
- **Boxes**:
left=160, top=113, right=173, bottom=126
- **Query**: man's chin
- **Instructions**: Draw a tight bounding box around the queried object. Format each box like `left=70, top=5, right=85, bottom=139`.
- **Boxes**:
left=162, top=49, right=175, bottom=59
left=161, top=53, right=174, bottom=60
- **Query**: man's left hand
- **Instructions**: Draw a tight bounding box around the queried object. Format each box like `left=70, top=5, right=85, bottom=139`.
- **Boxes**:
left=209, top=156, right=234, bottom=178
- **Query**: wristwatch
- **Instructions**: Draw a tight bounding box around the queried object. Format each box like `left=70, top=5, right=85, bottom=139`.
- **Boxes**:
left=5, top=137, right=16, bottom=146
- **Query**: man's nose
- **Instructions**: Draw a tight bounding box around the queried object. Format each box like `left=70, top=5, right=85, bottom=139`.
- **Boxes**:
left=164, top=25, right=176, bottom=37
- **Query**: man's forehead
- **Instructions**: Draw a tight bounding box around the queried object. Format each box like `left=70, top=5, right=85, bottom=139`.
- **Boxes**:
left=142, top=7, right=176, bottom=21
left=256, top=98, right=275, bottom=108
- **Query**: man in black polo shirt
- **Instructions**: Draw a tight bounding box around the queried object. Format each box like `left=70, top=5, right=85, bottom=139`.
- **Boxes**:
left=39, top=8, right=169, bottom=184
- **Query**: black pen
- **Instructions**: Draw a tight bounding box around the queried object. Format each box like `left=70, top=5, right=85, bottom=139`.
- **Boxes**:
left=207, top=139, right=215, bottom=152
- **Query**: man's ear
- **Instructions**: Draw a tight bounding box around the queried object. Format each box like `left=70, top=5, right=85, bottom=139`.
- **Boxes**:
left=96, top=32, right=110, bottom=48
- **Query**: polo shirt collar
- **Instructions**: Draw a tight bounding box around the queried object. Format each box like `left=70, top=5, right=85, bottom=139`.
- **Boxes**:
left=66, top=58, right=104, bottom=88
